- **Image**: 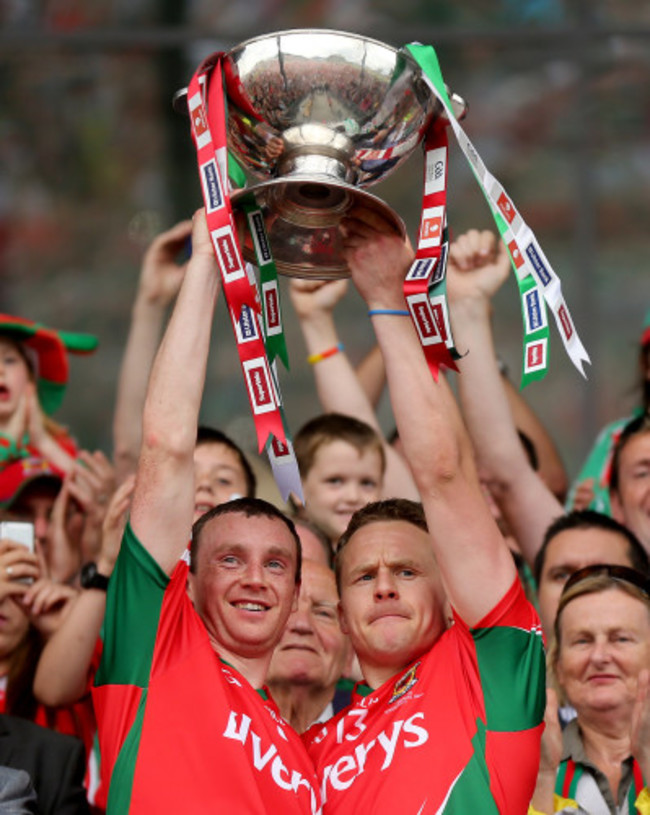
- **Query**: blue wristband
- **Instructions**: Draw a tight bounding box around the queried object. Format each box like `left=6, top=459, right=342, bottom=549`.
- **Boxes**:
left=367, top=309, right=410, bottom=317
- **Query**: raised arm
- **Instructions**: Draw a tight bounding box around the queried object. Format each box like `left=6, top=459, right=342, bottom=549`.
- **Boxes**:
left=129, top=210, right=220, bottom=574
left=112, top=220, right=192, bottom=484
left=342, top=210, right=516, bottom=625
left=289, top=278, right=419, bottom=501
left=447, top=229, right=565, bottom=567
left=33, top=477, right=133, bottom=706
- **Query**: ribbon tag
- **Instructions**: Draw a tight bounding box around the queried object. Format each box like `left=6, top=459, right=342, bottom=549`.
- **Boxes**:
left=188, top=56, right=287, bottom=453
left=404, top=124, right=459, bottom=380
left=241, top=198, right=290, bottom=370
left=265, top=362, right=304, bottom=504
left=405, top=42, right=590, bottom=384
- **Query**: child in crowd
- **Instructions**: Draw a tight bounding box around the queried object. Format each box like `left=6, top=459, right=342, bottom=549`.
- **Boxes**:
left=292, top=412, right=385, bottom=550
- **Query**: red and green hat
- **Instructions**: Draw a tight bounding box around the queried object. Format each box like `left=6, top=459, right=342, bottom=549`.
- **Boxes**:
left=0, top=456, right=63, bottom=509
left=0, top=315, right=98, bottom=415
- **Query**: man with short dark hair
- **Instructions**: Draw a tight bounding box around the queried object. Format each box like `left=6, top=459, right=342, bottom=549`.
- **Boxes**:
left=533, top=509, right=650, bottom=636
left=303, top=210, right=546, bottom=814
left=94, top=210, right=319, bottom=814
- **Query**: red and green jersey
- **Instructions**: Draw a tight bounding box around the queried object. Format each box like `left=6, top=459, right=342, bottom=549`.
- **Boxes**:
left=93, top=523, right=321, bottom=815
left=303, top=578, right=545, bottom=814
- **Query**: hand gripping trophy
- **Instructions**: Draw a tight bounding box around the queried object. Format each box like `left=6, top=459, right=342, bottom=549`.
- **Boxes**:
left=175, top=29, right=589, bottom=495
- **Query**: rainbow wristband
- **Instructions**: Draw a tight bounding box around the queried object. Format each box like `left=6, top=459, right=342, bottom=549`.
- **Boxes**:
left=307, top=342, right=344, bottom=365
left=368, top=309, right=410, bottom=317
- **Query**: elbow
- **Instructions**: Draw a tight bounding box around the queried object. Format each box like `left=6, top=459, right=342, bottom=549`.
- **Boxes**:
left=141, top=420, right=195, bottom=462
left=34, top=672, right=85, bottom=708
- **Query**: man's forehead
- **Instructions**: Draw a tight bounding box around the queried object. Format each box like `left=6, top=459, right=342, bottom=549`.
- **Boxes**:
left=348, top=519, right=429, bottom=547
left=204, top=512, right=296, bottom=550
left=619, top=432, right=650, bottom=467
left=543, top=527, right=631, bottom=571
left=301, top=562, right=338, bottom=600
left=342, top=520, right=434, bottom=569
left=10, top=480, right=60, bottom=511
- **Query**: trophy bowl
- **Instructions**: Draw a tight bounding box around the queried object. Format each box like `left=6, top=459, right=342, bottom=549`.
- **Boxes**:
left=176, top=29, right=466, bottom=278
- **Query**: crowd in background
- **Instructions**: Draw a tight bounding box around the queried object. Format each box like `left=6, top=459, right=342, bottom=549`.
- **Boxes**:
left=0, top=203, right=648, bottom=814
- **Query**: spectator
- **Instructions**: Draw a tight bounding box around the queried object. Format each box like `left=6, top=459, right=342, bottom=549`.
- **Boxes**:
left=112, top=220, right=191, bottom=484
left=293, top=518, right=333, bottom=569
left=609, top=413, right=650, bottom=557
left=569, top=309, right=650, bottom=515
left=293, top=412, right=384, bottom=550
left=303, top=207, right=545, bottom=813
left=267, top=560, right=351, bottom=732
left=529, top=565, right=650, bottom=814
left=0, top=715, right=90, bottom=815
left=533, top=510, right=650, bottom=638
left=93, top=209, right=319, bottom=813
left=0, top=315, right=98, bottom=475
left=0, top=534, right=95, bottom=779
left=0, top=453, right=115, bottom=585
left=445, top=229, right=650, bottom=568
left=288, top=278, right=419, bottom=503
left=0, top=765, right=38, bottom=813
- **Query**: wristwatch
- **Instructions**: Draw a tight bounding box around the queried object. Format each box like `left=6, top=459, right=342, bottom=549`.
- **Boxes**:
left=80, top=562, right=110, bottom=591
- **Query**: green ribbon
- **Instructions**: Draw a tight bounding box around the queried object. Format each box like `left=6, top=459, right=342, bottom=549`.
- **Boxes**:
left=405, top=43, right=551, bottom=388
left=239, top=197, right=290, bottom=370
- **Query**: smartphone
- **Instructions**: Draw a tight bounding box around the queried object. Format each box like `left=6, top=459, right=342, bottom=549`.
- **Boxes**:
left=0, top=521, right=35, bottom=553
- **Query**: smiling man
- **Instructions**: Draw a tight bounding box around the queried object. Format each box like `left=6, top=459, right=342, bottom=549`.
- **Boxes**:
left=93, top=210, right=319, bottom=815
left=303, top=209, right=546, bottom=814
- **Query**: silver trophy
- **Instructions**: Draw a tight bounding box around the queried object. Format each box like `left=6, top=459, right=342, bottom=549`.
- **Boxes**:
left=176, top=29, right=465, bottom=279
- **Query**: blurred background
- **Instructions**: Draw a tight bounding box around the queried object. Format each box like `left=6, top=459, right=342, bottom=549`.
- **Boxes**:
left=1, top=0, right=649, bottom=488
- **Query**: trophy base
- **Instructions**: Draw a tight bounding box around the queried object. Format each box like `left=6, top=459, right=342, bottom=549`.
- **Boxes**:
left=231, top=175, right=406, bottom=280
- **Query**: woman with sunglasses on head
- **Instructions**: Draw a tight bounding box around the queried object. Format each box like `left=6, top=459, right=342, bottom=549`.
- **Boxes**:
left=530, top=565, right=650, bottom=814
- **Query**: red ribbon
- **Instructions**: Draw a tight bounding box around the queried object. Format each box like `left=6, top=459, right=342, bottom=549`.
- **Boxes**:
left=188, top=56, right=287, bottom=452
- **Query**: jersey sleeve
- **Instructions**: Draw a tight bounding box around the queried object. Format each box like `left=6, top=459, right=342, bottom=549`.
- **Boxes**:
left=95, top=521, right=171, bottom=689
left=457, top=577, right=547, bottom=815
left=93, top=522, right=176, bottom=803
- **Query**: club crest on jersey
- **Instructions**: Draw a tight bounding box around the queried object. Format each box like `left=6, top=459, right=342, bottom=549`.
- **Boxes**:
left=525, top=243, right=552, bottom=287
left=389, top=662, right=421, bottom=704
left=200, top=159, right=224, bottom=213
left=497, top=192, right=516, bottom=225
left=249, top=210, right=272, bottom=265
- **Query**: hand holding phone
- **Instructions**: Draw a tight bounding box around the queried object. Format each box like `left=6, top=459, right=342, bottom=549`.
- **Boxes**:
left=0, top=526, right=39, bottom=586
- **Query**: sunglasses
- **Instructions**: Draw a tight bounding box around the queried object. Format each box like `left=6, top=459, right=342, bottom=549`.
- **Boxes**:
left=562, top=564, right=650, bottom=598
